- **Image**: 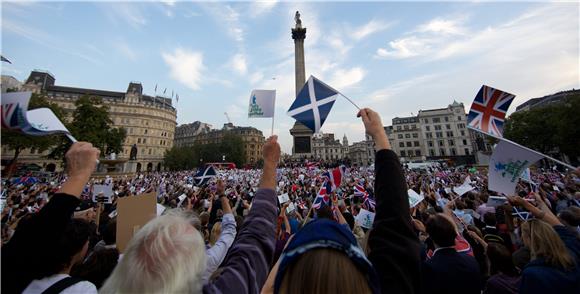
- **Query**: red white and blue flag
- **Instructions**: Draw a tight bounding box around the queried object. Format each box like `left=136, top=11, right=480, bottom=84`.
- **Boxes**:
left=322, top=165, right=346, bottom=192
left=354, top=184, right=368, bottom=197
left=312, top=182, right=330, bottom=209
left=467, top=85, right=515, bottom=137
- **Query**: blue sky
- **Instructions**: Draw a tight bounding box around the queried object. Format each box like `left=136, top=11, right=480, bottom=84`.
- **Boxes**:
left=2, top=1, right=578, bottom=153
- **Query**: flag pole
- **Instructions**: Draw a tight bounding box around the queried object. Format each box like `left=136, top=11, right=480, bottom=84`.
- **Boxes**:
left=271, top=102, right=275, bottom=136
left=468, top=126, right=576, bottom=170
left=339, top=93, right=361, bottom=110
left=310, top=75, right=361, bottom=110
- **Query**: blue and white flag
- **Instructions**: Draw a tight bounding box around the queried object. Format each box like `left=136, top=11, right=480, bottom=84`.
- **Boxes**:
left=488, top=140, right=542, bottom=195
left=248, top=90, right=276, bottom=118
left=287, top=76, right=339, bottom=133
left=194, top=165, right=217, bottom=186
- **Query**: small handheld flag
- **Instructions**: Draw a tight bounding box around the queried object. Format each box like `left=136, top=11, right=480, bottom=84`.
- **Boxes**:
left=488, top=140, right=543, bottom=195
left=1, top=55, right=12, bottom=64
left=248, top=90, right=276, bottom=118
left=194, top=165, right=217, bottom=186
left=287, top=76, right=339, bottom=133
left=467, top=85, right=515, bottom=137
left=312, top=182, right=330, bottom=209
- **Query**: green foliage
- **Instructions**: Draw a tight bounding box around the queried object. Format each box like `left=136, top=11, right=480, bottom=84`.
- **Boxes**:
left=49, top=96, right=126, bottom=159
left=1, top=93, right=65, bottom=163
left=504, top=95, right=580, bottom=163
left=163, top=132, right=247, bottom=171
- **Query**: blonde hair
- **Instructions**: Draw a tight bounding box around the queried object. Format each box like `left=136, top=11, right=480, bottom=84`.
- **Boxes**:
left=279, top=248, right=371, bottom=294
left=209, top=222, right=222, bottom=246
left=100, top=209, right=206, bottom=294
left=521, top=219, right=575, bottom=270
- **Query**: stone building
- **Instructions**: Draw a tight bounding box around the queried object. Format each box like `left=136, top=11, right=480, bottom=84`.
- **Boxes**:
left=174, top=121, right=212, bottom=148
left=1, top=70, right=177, bottom=173
left=192, top=123, right=265, bottom=164
left=385, top=101, right=475, bottom=164
left=348, top=135, right=375, bottom=166
left=1, top=75, right=22, bottom=93
left=312, top=133, right=347, bottom=161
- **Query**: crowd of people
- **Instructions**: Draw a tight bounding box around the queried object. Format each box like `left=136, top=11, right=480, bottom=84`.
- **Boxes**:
left=1, top=108, right=579, bottom=294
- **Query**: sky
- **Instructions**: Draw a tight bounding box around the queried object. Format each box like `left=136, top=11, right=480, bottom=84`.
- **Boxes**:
left=2, top=0, right=579, bottom=153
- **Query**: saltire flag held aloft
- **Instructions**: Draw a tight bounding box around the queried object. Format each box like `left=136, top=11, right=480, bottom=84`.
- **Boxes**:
left=488, top=140, right=543, bottom=196
left=467, top=85, right=515, bottom=137
left=287, top=76, right=339, bottom=133
left=1, top=92, right=72, bottom=137
left=194, top=165, right=217, bottom=186
left=248, top=90, right=276, bottom=118
left=312, top=182, right=330, bottom=209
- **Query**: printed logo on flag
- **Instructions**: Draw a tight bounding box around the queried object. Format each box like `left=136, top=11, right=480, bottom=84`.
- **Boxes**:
left=248, top=95, right=264, bottom=117
left=248, top=89, right=275, bottom=118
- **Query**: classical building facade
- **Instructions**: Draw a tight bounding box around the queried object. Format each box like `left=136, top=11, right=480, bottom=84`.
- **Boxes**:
left=348, top=135, right=375, bottom=166
left=1, top=70, right=177, bottom=173
left=385, top=101, right=475, bottom=164
left=312, top=133, right=348, bottom=161
left=1, top=75, right=23, bottom=93
left=191, top=123, right=265, bottom=164
left=174, top=121, right=212, bottom=148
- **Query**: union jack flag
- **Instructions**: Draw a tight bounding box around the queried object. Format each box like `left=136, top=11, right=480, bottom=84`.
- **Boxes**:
left=467, top=85, right=515, bottom=137
left=312, top=182, right=330, bottom=209
left=354, top=184, right=368, bottom=197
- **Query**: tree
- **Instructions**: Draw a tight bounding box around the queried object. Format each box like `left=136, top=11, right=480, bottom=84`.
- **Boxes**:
left=49, top=96, right=126, bottom=159
left=163, top=146, right=197, bottom=171
left=1, top=93, right=65, bottom=175
left=504, top=95, right=580, bottom=164
left=219, top=132, right=245, bottom=166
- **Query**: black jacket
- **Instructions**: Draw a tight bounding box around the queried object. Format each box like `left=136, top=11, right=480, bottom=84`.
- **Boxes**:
left=368, top=149, right=422, bottom=294
left=422, top=247, right=481, bottom=294
left=1, top=194, right=80, bottom=294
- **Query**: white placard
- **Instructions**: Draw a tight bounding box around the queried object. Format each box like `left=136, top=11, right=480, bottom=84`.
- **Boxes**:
left=156, top=204, right=166, bottom=216
left=408, top=189, right=425, bottom=208
left=453, top=183, right=475, bottom=196
left=278, top=193, right=290, bottom=204
left=486, top=196, right=507, bottom=207
left=92, top=185, right=113, bottom=204
left=286, top=202, right=296, bottom=214
left=355, top=208, right=376, bottom=229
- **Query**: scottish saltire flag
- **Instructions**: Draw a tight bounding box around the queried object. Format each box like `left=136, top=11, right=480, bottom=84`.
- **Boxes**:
left=194, top=165, right=217, bottom=186
left=248, top=90, right=276, bottom=118
left=322, top=165, right=346, bottom=191
left=1, top=55, right=11, bottom=64
left=489, top=141, right=542, bottom=195
left=467, top=85, right=515, bottom=137
left=287, top=76, right=339, bottom=133
left=312, top=182, right=330, bottom=209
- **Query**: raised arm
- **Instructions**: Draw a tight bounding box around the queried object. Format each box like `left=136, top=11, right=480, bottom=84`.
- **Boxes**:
left=204, top=136, right=280, bottom=294
left=358, top=108, right=421, bottom=294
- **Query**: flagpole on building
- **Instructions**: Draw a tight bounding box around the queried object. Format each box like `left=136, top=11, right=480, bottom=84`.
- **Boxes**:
left=468, top=126, right=576, bottom=170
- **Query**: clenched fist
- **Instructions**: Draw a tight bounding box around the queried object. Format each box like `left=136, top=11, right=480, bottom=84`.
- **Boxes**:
left=263, top=135, right=281, bottom=165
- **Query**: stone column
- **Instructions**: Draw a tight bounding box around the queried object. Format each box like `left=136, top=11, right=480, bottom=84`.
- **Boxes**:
left=289, top=18, right=314, bottom=159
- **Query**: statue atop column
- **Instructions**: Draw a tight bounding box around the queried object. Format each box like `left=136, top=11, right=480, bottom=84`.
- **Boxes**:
left=295, top=11, right=302, bottom=28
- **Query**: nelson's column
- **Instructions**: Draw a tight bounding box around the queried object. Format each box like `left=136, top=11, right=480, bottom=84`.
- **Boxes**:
left=289, top=11, right=314, bottom=159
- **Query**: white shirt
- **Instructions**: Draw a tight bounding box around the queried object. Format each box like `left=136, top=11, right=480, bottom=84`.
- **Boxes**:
left=23, top=274, right=97, bottom=294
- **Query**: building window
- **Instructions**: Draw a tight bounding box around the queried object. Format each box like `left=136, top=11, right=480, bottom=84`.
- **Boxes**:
left=401, top=151, right=406, bottom=157
left=457, top=116, right=462, bottom=121
left=430, top=149, right=435, bottom=156
left=447, top=131, right=454, bottom=137
left=440, top=149, right=445, bottom=156
left=465, top=148, right=470, bottom=155
left=434, top=125, right=442, bottom=131
left=399, top=142, right=404, bottom=148
left=144, top=129, right=148, bottom=134
left=458, top=123, right=465, bottom=129
left=149, top=149, right=152, bottom=155
left=451, top=148, right=456, bottom=155
left=397, top=126, right=402, bottom=131
left=415, top=150, right=421, bottom=156
left=463, top=139, right=467, bottom=145
left=397, top=134, right=403, bottom=139
left=426, top=133, right=433, bottom=139
left=424, top=118, right=429, bottom=123
left=412, top=133, right=418, bottom=138
left=413, top=141, right=419, bottom=147
left=433, top=118, right=441, bottom=123
left=436, top=132, right=443, bottom=138
left=404, top=125, right=409, bottom=130
left=405, top=134, right=410, bottom=139
left=446, top=124, right=451, bottom=130
left=138, top=138, right=141, bottom=144
left=445, top=117, right=449, bottom=122
left=460, top=130, right=465, bottom=136
left=428, top=141, right=433, bottom=147
left=425, top=126, right=430, bottom=131
left=406, top=142, right=412, bottom=147
left=143, top=138, right=147, bottom=144
left=438, top=140, right=444, bottom=146
left=449, top=140, right=454, bottom=146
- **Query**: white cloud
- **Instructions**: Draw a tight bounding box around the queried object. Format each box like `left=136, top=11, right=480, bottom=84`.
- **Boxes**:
left=328, top=67, right=366, bottom=90
left=105, top=3, right=147, bottom=29
left=351, top=20, right=393, bottom=40
left=162, top=48, right=205, bottom=91
left=161, top=0, right=176, bottom=7
left=200, top=3, right=244, bottom=43
left=115, top=41, right=138, bottom=61
left=230, top=53, right=248, bottom=75
left=376, top=36, right=433, bottom=59
left=249, top=0, right=278, bottom=17
left=417, top=18, right=467, bottom=35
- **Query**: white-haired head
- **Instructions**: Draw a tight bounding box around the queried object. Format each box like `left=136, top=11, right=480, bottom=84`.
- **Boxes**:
left=101, top=209, right=206, bottom=294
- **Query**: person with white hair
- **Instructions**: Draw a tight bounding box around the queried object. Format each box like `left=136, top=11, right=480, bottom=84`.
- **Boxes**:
left=100, top=135, right=281, bottom=294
